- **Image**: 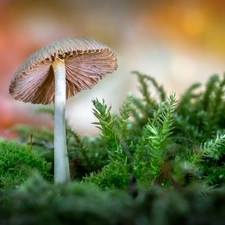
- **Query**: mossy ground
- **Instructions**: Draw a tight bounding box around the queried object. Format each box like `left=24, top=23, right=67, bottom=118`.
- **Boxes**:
left=1, top=71, right=225, bottom=224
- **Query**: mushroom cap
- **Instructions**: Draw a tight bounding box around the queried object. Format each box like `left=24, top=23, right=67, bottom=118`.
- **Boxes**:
left=9, top=38, right=118, bottom=105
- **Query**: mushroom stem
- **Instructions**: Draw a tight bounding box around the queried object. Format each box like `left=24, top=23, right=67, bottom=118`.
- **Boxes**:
left=52, top=58, right=70, bottom=183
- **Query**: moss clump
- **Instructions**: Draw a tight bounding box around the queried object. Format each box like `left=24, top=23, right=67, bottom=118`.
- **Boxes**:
left=1, top=174, right=225, bottom=225
left=0, top=140, right=52, bottom=189
left=81, top=72, right=225, bottom=189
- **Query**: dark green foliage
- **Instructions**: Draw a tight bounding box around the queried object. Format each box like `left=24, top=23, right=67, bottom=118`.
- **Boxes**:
left=1, top=174, right=225, bottom=225
left=173, top=73, right=225, bottom=186
left=0, top=174, right=133, bottom=225
left=175, top=74, right=225, bottom=141
left=13, top=125, right=54, bottom=145
left=66, top=127, right=108, bottom=180
left=0, top=141, right=52, bottom=189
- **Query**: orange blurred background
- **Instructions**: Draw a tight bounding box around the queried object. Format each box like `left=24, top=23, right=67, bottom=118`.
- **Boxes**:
left=1, top=0, right=225, bottom=138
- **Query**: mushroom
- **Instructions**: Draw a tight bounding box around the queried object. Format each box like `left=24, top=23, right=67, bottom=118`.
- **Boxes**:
left=9, top=38, right=118, bottom=183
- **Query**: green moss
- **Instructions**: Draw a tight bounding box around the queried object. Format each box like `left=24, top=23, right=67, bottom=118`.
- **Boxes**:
left=0, top=141, right=52, bottom=188
left=7, top=71, right=225, bottom=190
left=82, top=72, right=225, bottom=189
left=1, top=174, right=225, bottom=225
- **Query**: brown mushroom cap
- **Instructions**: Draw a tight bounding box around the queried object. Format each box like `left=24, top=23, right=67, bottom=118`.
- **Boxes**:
left=9, top=38, right=118, bottom=105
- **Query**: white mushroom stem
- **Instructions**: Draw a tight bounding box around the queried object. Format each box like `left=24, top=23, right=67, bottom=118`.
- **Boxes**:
left=52, top=58, right=70, bottom=183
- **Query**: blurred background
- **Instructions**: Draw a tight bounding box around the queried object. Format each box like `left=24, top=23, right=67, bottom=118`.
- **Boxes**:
left=1, top=0, right=225, bottom=138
